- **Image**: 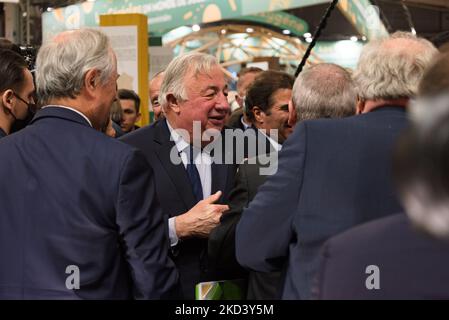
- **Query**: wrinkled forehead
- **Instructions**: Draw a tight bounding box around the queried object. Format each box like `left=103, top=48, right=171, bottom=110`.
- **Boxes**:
left=185, top=65, right=228, bottom=89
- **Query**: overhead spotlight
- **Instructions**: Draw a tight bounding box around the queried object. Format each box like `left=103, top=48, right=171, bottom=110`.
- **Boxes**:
left=350, top=36, right=358, bottom=42
left=246, top=27, right=254, bottom=33
left=192, top=24, right=200, bottom=32
left=306, top=37, right=313, bottom=43
left=46, top=7, right=53, bottom=12
left=304, top=32, right=312, bottom=38
left=221, top=29, right=227, bottom=35
left=411, top=27, right=417, bottom=35
left=282, top=29, right=291, bottom=35
left=22, top=12, right=27, bottom=17
left=362, top=36, right=367, bottom=41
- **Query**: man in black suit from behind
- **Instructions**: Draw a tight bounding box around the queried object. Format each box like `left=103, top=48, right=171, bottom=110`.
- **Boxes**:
left=315, top=52, right=449, bottom=300
left=121, top=52, right=235, bottom=299
left=0, top=29, right=178, bottom=299
left=209, top=64, right=356, bottom=299
left=236, top=32, right=439, bottom=299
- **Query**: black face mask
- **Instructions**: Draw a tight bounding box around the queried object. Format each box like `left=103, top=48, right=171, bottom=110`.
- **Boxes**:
left=10, top=106, right=36, bottom=133
left=9, top=93, right=38, bottom=134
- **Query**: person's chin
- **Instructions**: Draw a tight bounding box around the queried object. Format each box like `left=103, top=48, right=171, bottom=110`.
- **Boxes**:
left=207, top=118, right=225, bottom=131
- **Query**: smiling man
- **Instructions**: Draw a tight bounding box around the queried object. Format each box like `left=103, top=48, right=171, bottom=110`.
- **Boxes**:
left=120, top=52, right=237, bottom=299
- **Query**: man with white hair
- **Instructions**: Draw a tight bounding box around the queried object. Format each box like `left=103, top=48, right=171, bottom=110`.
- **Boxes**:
left=121, top=52, right=235, bottom=299
left=315, top=52, right=449, bottom=299
left=0, top=28, right=178, bottom=299
left=236, top=32, right=438, bottom=299
left=209, top=63, right=356, bottom=300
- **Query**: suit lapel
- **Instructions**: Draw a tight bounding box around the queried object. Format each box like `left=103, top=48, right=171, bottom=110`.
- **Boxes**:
left=153, top=120, right=197, bottom=209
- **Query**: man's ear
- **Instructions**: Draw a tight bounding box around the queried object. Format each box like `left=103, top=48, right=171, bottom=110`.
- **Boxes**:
left=252, top=106, right=264, bottom=124
left=1, top=89, right=15, bottom=113
left=84, top=69, right=100, bottom=96
left=135, top=112, right=141, bottom=123
left=166, top=93, right=180, bottom=114
left=288, top=100, right=297, bottom=126
left=356, top=97, right=365, bottom=114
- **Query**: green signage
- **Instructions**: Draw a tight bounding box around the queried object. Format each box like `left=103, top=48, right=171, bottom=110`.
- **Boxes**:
left=42, top=0, right=322, bottom=41
left=242, top=11, right=308, bottom=36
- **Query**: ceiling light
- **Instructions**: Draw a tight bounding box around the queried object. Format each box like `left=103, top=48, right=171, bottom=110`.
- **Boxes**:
left=306, top=37, right=312, bottom=43
left=304, top=32, right=312, bottom=38
left=282, top=29, right=291, bottom=35
left=350, top=36, right=358, bottom=42
left=221, top=29, right=226, bottom=35
left=192, top=24, right=200, bottom=32
left=246, top=27, right=254, bottom=33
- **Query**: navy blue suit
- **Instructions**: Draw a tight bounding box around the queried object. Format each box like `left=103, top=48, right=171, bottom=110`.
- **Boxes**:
left=0, top=107, right=178, bottom=299
left=315, top=213, right=449, bottom=299
left=236, top=106, right=407, bottom=299
left=120, top=119, right=236, bottom=299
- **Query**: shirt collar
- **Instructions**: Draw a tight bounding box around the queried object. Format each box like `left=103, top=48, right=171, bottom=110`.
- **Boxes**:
left=42, top=105, right=93, bottom=127
left=259, top=129, right=282, bottom=151
left=240, top=115, right=251, bottom=130
left=166, top=119, right=190, bottom=154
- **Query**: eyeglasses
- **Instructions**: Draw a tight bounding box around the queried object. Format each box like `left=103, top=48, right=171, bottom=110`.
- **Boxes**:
left=13, top=92, right=37, bottom=112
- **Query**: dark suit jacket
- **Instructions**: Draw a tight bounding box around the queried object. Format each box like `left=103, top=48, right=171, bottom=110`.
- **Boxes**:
left=227, top=108, right=248, bottom=131
left=210, top=157, right=283, bottom=299
left=314, top=213, right=449, bottom=299
left=236, top=106, right=407, bottom=299
left=209, top=131, right=280, bottom=299
left=120, top=119, right=236, bottom=299
left=0, top=128, right=6, bottom=139
left=0, top=107, right=178, bottom=299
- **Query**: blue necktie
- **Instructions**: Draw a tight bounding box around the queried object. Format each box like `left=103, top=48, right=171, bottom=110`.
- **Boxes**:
left=186, top=145, right=203, bottom=203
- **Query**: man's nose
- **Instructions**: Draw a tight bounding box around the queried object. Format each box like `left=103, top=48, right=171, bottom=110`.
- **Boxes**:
left=215, top=92, right=230, bottom=111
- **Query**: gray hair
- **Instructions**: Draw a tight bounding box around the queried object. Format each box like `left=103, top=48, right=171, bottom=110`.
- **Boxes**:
left=354, top=31, right=438, bottom=101
left=292, top=63, right=356, bottom=121
left=159, top=52, right=221, bottom=110
left=36, top=28, right=115, bottom=104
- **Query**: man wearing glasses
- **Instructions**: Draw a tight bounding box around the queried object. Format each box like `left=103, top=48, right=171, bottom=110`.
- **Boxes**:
left=0, top=48, right=35, bottom=138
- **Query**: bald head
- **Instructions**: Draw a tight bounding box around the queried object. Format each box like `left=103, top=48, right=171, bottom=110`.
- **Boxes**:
left=149, top=71, right=165, bottom=121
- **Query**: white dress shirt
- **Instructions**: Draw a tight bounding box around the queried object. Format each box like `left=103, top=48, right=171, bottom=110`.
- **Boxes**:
left=259, top=129, right=282, bottom=152
left=166, top=120, right=212, bottom=246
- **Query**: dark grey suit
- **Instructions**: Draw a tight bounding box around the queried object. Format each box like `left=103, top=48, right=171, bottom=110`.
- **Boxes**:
left=0, top=107, right=178, bottom=299
left=236, top=106, right=407, bottom=299
left=314, top=213, right=449, bottom=299
left=120, top=119, right=236, bottom=299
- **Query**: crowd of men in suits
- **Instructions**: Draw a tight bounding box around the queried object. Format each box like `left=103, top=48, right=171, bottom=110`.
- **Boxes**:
left=1, top=27, right=449, bottom=299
